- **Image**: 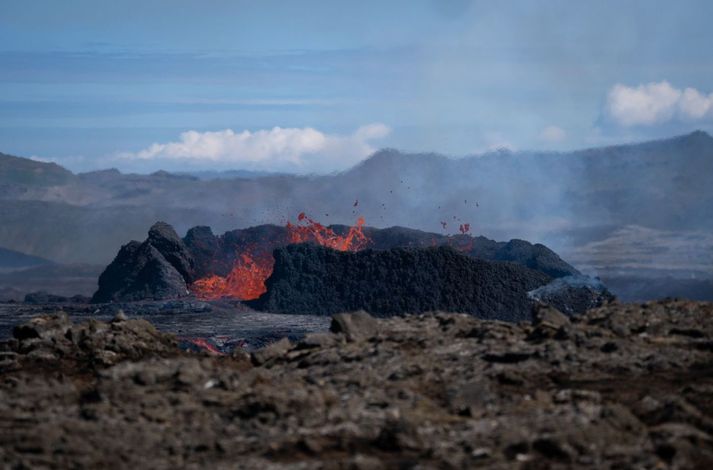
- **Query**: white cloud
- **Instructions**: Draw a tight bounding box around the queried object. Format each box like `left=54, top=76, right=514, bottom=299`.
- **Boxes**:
left=679, top=87, right=713, bottom=119
left=539, top=125, right=566, bottom=143
left=606, top=81, right=713, bottom=126
left=119, top=123, right=391, bottom=173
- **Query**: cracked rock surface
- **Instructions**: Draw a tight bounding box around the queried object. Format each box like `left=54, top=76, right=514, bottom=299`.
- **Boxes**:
left=0, top=300, right=712, bottom=469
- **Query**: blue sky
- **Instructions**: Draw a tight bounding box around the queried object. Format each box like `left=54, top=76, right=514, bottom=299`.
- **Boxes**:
left=1, top=0, right=713, bottom=173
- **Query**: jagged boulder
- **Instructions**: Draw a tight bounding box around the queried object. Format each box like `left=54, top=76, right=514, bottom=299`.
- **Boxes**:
left=249, top=244, right=552, bottom=321
left=92, top=222, right=196, bottom=303
left=147, top=221, right=196, bottom=282
left=92, top=241, right=188, bottom=303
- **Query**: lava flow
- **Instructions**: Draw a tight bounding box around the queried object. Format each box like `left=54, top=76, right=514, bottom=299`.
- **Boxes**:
left=190, top=213, right=370, bottom=301
left=190, top=251, right=274, bottom=301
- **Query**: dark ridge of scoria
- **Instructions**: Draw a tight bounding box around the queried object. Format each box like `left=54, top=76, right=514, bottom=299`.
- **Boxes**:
left=248, top=244, right=552, bottom=321
left=94, top=221, right=582, bottom=304
left=184, top=223, right=579, bottom=280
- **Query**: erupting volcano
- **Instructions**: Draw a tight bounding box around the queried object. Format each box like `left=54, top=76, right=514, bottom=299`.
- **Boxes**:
left=190, top=213, right=370, bottom=300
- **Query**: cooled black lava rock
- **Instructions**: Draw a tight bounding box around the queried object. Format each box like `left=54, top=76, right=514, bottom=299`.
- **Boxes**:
left=183, top=223, right=579, bottom=282
left=183, top=226, right=221, bottom=279
left=92, top=241, right=188, bottom=303
left=528, top=275, right=616, bottom=315
left=96, top=221, right=582, bottom=304
left=332, top=225, right=580, bottom=278
left=147, top=221, right=196, bottom=282
left=493, top=239, right=579, bottom=278
left=249, top=244, right=552, bottom=321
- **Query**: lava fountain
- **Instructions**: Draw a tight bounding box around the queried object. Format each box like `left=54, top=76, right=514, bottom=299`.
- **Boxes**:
left=190, top=213, right=370, bottom=300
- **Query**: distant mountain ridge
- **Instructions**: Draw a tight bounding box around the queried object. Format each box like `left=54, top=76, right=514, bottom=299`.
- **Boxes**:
left=0, top=131, right=711, bottom=273
left=0, top=152, right=75, bottom=187
left=0, top=247, right=52, bottom=269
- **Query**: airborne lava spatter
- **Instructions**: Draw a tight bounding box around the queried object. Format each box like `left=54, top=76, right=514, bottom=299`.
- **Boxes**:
left=190, top=213, right=370, bottom=300
left=287, top=212, right=369, bottom=252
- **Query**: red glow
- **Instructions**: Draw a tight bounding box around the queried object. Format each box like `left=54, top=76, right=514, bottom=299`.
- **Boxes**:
left=185, top=338, right=224, bottom=355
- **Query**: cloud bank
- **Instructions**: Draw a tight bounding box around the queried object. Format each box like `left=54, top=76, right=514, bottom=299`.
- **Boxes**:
left=120, top=123, right=391, bottom=173
left=607, top=81, right=713, bottom=126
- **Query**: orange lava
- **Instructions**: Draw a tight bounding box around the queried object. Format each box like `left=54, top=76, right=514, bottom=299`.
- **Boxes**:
left=191, top=214, right=370, bottom=301
left=287, top=212, right=369, bottom=251
left=191, top=252, right=274, bottom=301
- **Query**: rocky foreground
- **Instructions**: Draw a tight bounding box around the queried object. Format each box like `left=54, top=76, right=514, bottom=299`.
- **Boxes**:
left=0, top=301, right=712, bottom=469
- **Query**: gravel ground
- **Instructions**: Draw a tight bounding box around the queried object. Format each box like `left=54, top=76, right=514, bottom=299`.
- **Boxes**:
left=0, top=299, right=711, bottom=468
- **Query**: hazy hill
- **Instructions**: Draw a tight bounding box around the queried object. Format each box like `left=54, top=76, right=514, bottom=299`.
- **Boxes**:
left=0, top=247, right=52, bottom=270
left=0, top=152, right=74, bottom=187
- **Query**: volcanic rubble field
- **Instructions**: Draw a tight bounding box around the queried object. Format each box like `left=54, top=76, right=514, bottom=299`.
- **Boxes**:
left=0, top=300, right=712, bottom=468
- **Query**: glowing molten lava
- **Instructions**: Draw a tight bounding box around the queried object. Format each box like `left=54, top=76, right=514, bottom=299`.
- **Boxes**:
left=287, top=212, right=369, bottom=251
left=190, top=214, right=370, bottom=301
left=191, top=252, right=274, bottom=300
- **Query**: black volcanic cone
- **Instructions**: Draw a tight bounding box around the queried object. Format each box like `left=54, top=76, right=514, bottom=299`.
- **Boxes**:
left=249, top=244, right=552, bottom=321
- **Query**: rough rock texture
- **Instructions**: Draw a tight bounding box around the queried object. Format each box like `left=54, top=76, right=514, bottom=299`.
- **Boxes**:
left=186, top=223, right=580, bottom=280
left=92, top=241, right=188, bottom=303
left=183, top=225, right=222, bottom=278
left=250, top=244, right=552, bottom=320
left=0, top=300, right=712, bottom=469
left=528, top=275, right=616, bottom=316
left=97, top=221, right=581, bottom=304
left=92, top=222, right=195, bottom=303
left=330, top=310, right=379, bottom=341
left=147, top=221, right=196, bottom=282
left=362, top=226, right=580, bottom=278
left=3, top=312, right=178, bottom=371
left=493, top=239, right=579, bottom=278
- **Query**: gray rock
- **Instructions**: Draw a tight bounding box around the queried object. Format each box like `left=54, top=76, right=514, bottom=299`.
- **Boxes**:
left=251, top=337, right=292, bottom=365
left=13, top=312, right=71, bottom=341
left=532, top=305, right=570, bottom=328
left=297, top=332, right=338, bottom=349
left=330, top=311, right=379, bottom=341
left=92, top=241, right=188, bottom=303
left=0, top=300, right=711, bottom=469
left=147, top=221, right=196, bottom=282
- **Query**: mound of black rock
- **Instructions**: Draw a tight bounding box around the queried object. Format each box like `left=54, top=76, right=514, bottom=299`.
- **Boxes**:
left=92, top=221, right=610, bottom=319
left=184, top=223, right=581, bottom=280
left=92, top=222, right=195, bottom=303
left=249, top=244, right=552, bottom=321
